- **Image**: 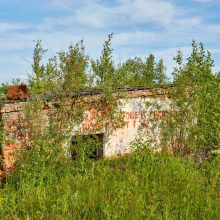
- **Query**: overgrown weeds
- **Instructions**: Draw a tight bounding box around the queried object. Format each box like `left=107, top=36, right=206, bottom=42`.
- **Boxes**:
left=1, top=151, right=220, bottom=219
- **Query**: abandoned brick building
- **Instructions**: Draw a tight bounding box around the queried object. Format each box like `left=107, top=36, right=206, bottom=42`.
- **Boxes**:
left=0, top=83, right=170, bottom=174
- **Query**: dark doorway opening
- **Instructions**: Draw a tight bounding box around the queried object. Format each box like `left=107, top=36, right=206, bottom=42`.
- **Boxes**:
left=71, top=134, right=104, bottom=160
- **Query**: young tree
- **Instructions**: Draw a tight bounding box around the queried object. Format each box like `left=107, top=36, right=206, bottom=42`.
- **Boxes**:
left=115, top=57, right=144, bottom=86
left=173, top=40, right=214, bottom=86
left=114, top=55, right=168, bottom=87
left=28, top=40, right=48, bottom=94
left=0, top=82, right=10, bottom=96
left=58, top=40, right=89, bottom=94
left=91, top=33, right=115, bottom=85
left=27, top=39, right=89, bottom=95
left=142, top=54, right=156, bottom=84
left=155, top=59, right=168, bottom=84
left=157, top=40, right=219, bottom=154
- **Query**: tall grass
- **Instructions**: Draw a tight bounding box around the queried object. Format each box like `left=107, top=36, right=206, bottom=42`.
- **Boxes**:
left=1, top=149, right=220, bottom=219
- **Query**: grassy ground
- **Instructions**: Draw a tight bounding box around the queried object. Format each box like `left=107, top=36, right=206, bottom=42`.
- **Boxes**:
left=1, top=150, right=220, bottom=219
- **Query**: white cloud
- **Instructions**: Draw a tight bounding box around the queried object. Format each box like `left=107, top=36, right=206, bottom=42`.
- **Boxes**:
left=193, top=0, right=213, bottom=2
left=113, top=31, right=157, bottom=45
left=121, top=0, right=177, bottom=26
left=0, top=22, right=31, bottom=34
left=45, top=0, right=180, bottom=29
left=13, top=74, right=28, bottom=79
left=209, top=48, right=220, bottom=54
left=174, top=17, right=202, bottom=28
left=32, top=0, right=199, bottom=35
left=193, top=0, right=220, bottom=2
left=48, top=0, right=85, bottom=10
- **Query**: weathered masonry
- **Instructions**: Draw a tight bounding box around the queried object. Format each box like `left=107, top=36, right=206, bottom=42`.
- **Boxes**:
left=0, top=85, right=171, bottom=174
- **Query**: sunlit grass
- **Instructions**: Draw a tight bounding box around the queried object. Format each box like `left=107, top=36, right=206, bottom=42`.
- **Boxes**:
left=1, top=150, right=220, bottom=219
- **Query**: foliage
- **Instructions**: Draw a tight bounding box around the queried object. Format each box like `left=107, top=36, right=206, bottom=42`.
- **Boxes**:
left=28, top=40, right=48, bottom=93
left=2, top=151, right=220, bottom=219
left=114, top=55, right=169, bottom=87
left=155, top=58, right=168, bottom=84
left=150, top=40, right=220, bottom=155
left=91, top=33, right=115, bottom=85
left=28, top=39, right=89, bottom=95
left=91, top=33, right=168, bottom=87
left=58, top=40, right=89, bottom=93
left=173, top=41, right=214, bottom=85
left=0, top=83, right=10, bottom=96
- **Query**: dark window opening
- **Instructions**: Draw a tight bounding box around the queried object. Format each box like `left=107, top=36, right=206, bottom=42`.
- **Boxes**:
left=71, top=134, right=104, bottom=160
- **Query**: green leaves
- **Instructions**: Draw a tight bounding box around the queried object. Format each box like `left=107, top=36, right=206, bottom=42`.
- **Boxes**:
left=114, top=55, right=168, bottom=87
left=159, top=40, right=220, bottom=153
left=91, top=33, right=115, bottom=85
left=155, top=59, right=168, bottom=84
left=0, top=82, right=10, bottom=96
left=91, top=33, right=168, bottom=87
left=28, top=39, right=89, bottom=95
left=27, top=34, right=169, bottom=93
left=32, top=40, right=48, bottom=81
left=173, top=40, right=215, bottom=87
left=58, top=40, right=89, bottom=93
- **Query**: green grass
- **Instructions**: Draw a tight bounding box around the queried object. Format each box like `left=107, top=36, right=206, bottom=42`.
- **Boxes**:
left=1, top=151, right=220, bottom=219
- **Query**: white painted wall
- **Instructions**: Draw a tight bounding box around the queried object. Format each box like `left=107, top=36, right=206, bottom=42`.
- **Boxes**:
left=76, top=96, right=172, bottom=157
left=103, top=97, right=172, bottom=157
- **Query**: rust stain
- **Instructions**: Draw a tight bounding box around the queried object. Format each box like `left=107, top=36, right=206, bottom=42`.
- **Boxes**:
left=7, top=83, right=29, bottom=100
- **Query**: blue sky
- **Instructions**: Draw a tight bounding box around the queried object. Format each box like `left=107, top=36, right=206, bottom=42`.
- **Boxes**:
left=0, top=0, right=220, bottom=84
